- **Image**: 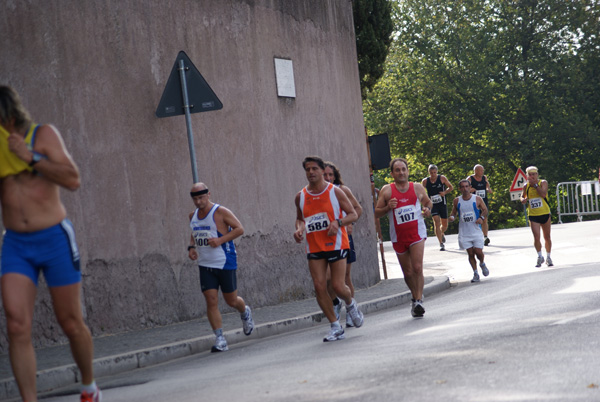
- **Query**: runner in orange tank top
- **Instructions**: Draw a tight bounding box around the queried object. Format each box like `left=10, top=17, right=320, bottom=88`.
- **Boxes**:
left=294, top=156, right=365, bottom=342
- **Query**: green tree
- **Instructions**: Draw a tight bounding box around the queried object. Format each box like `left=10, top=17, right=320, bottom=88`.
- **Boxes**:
left=353, top=0, right=395, bottom=99
left=365, top=0, right=600, bottom=230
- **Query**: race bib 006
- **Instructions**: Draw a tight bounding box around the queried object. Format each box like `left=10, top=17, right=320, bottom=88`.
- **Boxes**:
left=394, top=205, right=418, bottom=225
left=306, top=212, right=330, bottom=233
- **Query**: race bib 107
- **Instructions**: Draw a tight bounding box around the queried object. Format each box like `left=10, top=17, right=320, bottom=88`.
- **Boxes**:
left=394, top=205, right=418, bottom=225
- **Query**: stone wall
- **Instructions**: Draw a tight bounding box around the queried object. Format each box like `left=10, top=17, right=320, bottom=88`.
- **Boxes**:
left=0, top=0, right=380, bottom=352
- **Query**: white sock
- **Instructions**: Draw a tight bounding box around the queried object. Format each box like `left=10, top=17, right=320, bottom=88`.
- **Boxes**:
left=547, top=252, right=551, bottom=258
left=537, top=251, right=543, bottom=257
left=81, top=380, right=97, bottom=394
left=331, top=320, right=341, bottom=330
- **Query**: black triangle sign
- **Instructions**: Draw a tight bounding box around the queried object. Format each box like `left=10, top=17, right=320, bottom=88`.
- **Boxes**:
left=156, top=51, right=223, bottom=118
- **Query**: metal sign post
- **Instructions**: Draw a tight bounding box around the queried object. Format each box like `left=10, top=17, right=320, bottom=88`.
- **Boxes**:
left=156, top=51, right=223, bottom=183
left=178, top=59, right=199, bottom=183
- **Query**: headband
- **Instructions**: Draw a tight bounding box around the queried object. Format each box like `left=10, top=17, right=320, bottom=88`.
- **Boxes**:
left=190, top=189, right=209, bottom=197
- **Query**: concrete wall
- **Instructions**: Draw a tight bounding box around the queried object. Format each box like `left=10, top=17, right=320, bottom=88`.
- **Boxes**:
left=0, top=0, right=380, bottom=352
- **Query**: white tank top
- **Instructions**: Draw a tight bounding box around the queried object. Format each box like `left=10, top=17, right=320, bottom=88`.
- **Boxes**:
left=189, top=204, right=237, bottom=269
left=456, top=194, right=483, bottom=239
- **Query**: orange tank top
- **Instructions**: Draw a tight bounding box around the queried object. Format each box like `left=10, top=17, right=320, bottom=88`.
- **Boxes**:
left=299, top=182, right=349, bottom=253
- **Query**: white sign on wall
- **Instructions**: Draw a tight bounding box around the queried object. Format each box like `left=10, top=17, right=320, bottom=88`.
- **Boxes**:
left=274, top=58, right=296, bottom=98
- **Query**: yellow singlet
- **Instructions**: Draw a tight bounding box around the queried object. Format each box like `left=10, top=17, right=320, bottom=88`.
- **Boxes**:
left=526, top=180, right=551, bottom=216
left=0, top=124, right=39, bottom=178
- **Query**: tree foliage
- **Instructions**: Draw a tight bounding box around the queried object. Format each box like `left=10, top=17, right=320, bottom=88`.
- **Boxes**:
left=365, top=0, right=600, bottom=232
left=353, top=0, right=395, bottom=99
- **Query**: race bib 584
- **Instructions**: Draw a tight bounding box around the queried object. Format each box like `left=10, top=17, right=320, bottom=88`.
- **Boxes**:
left=306, top=212, right=330, bottom=233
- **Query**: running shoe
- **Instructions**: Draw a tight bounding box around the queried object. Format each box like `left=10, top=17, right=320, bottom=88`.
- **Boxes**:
left=484, top=237, right=490, bottom=246
left=440, top=243, right=445, bottom=251
left=241, top=306, right=254, bottom=336
left=333, top=300, right=342, bottom=321
left=411, top=299, right=425, bottom=317
left=442, top=234, right=446, bottom=243
left=480, top=262, right=489, bottom=277
left=546, top=256, right=554, bottom=267
left=323, top=327, right=345, bottom=342
left=211, top=336, right=229, bottom=352
left=345, top=310, right=354, bottom=328
left=346, top=300, right=364, bottom=327
left=471, top=272, right=480, bottom=283
left=536, top=256, right=545, bottom=268
left=80, top=387, right=102, bottom=402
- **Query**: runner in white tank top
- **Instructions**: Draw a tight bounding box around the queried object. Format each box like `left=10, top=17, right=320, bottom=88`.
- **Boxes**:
left=450, top=179, right=490, bottom=283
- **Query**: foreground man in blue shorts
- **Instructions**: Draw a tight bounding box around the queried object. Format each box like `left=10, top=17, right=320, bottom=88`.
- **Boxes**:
left=0, top=86, right=101, bottom=401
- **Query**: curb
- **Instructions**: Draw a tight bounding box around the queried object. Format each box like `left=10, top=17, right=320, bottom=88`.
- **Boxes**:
left=0, top=276, right=450, bottom=400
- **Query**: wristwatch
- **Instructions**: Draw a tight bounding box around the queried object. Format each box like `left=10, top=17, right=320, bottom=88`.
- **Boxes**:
left=187, top=245, right=196, bottom=251
left=336, top=218, right=343, bottom=227
left=29, top=152, right=44, bottom=167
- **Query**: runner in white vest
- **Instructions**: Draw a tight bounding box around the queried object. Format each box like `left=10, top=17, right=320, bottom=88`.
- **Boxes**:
left=449, top=179, right=490, bottom=283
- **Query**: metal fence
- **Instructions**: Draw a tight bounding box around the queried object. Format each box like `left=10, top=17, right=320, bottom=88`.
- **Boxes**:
left=556, top=181, right=600, bottom=223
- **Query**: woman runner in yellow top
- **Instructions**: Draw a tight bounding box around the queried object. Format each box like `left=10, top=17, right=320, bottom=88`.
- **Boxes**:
left=520, top=166, right=553, bottom=267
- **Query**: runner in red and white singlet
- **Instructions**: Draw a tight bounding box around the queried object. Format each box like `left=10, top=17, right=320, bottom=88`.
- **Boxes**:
left=375, top=158, right=432, bottom=318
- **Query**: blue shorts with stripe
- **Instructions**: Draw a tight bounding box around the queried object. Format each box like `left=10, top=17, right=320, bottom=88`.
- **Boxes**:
left=1, top=219, right=81, bottom=287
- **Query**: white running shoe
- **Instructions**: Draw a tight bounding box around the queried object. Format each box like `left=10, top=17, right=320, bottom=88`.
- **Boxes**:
left=346, top=300, right=364, bottom=328
left=411, top=299, right=425, bottom=317
left=345, top=310, right=355, bottom=328
left=480, top=262, right=489, bottom=277
left=211, top=336, right=229, bottom=352
left=323, top=327, right=345, bottom=342
left=546, top=256, right=554, bottom=267
left=536, top=256, right=545, bottom=267
left=241, top=306, right=254, bottom=336
left=333, top=300, right=342, bottom=321
left=471, top=272, right=480, bottom=283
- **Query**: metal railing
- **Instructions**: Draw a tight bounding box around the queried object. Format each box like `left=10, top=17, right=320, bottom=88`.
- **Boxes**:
left=556, top=181, right=600, bottom=223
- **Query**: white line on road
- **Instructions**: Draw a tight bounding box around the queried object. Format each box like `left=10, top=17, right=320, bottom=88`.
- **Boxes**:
left=550, top=310, right=600, bottom=326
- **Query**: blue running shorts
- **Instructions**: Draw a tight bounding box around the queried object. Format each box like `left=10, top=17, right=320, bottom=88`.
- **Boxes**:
left=1, top=219, right=81, bottom=287
left=347, top=235, right=357, bottom=264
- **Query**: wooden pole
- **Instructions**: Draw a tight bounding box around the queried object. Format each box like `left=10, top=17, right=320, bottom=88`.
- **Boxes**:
left=366, top=128, right=388, bottom=279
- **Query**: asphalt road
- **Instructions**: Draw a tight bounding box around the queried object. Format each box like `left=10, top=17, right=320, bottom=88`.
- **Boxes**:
left=39, top=221, right=600, bottom=402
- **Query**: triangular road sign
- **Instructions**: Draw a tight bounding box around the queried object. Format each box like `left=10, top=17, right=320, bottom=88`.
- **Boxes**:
left=510, top=168, right=528, bottom=192
left=156, top=51, right=223, bottom=118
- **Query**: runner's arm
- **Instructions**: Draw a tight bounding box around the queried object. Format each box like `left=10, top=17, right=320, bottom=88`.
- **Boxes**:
left=477, top=196, right=488, bottom=220
left=209, top=207, right=244, bottom=247
left=485, top=176, right=493, bottom=194
left=293, top=192, right=305, bottom=243
left=449, top=198, right=459, bottom=221
left=535, top=180, right=549, bottom=198
left=342, top=185, right=362, bottom=219
left=441, top=176, right=454, bottom=196
left=9, top=124, right=80, bottom=190
left=374, top=185, right=392, bottom=219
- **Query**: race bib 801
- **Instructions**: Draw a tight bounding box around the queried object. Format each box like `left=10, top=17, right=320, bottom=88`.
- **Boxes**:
left=305, top=212, right=330, bottom=233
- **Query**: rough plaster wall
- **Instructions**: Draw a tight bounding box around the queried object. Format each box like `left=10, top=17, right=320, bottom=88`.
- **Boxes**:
left=0, top=0, right=380, bottom=352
